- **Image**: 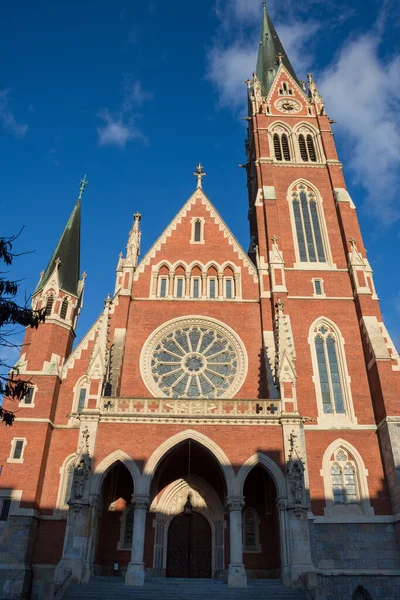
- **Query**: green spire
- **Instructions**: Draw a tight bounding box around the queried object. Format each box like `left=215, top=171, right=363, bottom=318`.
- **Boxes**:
left=35, top=184, right=83, bottom=297
left=256, top=4, right=300, bottom=96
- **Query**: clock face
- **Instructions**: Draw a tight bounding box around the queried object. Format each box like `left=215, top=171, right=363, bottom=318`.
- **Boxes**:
left=275, top=99, right=301, bottom=114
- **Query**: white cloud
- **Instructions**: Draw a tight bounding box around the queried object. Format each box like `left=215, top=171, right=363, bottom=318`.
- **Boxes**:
left=319, top=34, right=400, bottom=223
left=0, top=89, right=28, bottom=137
left=97, top=79, right=152, bottom=148
left=206, top=1, right=318, bottom=110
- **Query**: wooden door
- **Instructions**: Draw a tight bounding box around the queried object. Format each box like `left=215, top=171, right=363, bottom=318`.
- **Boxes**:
left=166, top=512, right=212, bottom=578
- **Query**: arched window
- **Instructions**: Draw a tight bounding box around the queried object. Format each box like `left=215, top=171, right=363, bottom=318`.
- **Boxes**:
left=45, top=295, right=54, bottom=316
left=194, top=220, right=201, bottom=242
left=315, top=326, right=344, bottom=415
left=60, top=298, right=68, bottom=319
left=292, top=188, right=326, bottom=263
left=76, top=383, right=88, bottom=412
left=297, top=129, right=318, bottom=162
left=273, top=134, right=282, bottom=161
left=352, top=586, right=373, bottom=600
left=242, top=507, right=261, bottom=552
left=281, top=134, right=291, bottom=161
left=330, top=449, right=359, bottom=505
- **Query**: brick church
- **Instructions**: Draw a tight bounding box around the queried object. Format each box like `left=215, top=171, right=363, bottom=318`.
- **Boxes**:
left=1, top=5, right=399, bottom=600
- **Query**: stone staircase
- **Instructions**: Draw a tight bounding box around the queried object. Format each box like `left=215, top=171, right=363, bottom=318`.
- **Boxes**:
left=64, top=576, right=307, bottom=599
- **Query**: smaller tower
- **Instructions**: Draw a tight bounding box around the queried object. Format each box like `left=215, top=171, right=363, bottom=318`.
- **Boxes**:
left=21, top=179, right=86, bottom=373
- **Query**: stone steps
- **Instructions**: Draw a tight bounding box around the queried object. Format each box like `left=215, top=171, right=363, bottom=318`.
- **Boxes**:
left=64, top=576, right=306, bottom=599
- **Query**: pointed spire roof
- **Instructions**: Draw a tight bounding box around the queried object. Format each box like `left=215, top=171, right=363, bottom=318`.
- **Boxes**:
left=35, top=197, right=82, bottom=297
left=256, top=4, right=300, bottom=96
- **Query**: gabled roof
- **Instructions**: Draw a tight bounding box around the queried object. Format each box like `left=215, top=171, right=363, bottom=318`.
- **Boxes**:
left=134, top=187, right=258, bottom=281
left=256, top=5, right=300, bottom=96
left=35, top=198, right=81, bottom=296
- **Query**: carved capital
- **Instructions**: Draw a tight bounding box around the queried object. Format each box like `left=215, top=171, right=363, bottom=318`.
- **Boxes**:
left=131, top=494, right=150, bottom=511
left=226, top=496, right=245, bottom=512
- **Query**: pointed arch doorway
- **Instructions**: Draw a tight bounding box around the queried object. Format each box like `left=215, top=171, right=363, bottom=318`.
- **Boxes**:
left=166, top=511, right=212, bottom=578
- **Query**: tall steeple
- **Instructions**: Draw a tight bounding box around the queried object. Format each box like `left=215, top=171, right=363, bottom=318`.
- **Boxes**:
left=35, top=184, right=83, bottom=297
left=256, top=3, right=300, bottom=96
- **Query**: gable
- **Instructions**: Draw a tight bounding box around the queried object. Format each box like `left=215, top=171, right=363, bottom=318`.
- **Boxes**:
left=133, top=189, right=258, bottom=298
left=266, top=65, right=310, bottom=118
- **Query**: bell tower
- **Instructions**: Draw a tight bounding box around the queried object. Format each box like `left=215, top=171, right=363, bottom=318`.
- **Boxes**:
left=246, top=3, right=400, bottom=519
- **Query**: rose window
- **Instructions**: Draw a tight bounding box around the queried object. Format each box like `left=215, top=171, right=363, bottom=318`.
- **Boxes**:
left=141, top=317, right=247, bottom=399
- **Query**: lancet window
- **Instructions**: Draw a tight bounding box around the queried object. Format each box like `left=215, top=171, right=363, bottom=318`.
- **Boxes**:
left=120, top=504, right=134, bottom=549
left=242, top=507, right=261, bottom=552
left=153, top=262, right=239, bottom=300
left=291, top=185, right=327, bottom=263
left=315, top=325, right=344, bottom=415
left=60, top=298, right=68, bottom=319
left=330, top=449, right=358, bottom=505
left=45, top=294, right=54, bottom=316
left=298, top=134, right=317, bottom=162
left=273, top=133, right=291, bottom=162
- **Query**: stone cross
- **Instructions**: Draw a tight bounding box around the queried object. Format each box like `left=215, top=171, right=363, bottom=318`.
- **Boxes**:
left=276, top=53, right=284, bottom=64
left=194, top=163, right=206, bottom=189
left=79, top=174, right=88, bottom=200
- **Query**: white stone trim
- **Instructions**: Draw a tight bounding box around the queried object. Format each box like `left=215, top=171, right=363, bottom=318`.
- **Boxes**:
left=90, top=449, right=142, bottom=496
left=190, top=216, right=205, bottom=244
left=141, top=429, right=236, bottom=496
left=334, top=188, right=356, bottom=209
left=308, top=316, right=357, bottom=427
left=72, top=375, right=90, bottom=413
left=54, top=453, right=76, bottom=515
left=235, top=452, right=287, bottom=498
left=7, top=437, right=27, bottom=464
left=139, top=315, right=248, bottom=401
left=319, top=439, right=374, bottom=519
left=312, top=278, right=325, bottom=298
left=135, top=189, right=258, bottom=282
left=287, top=179, right=335, bottom=269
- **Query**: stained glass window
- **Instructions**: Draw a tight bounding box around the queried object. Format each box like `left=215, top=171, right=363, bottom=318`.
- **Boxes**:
left=244, top=509, right=257, bottom=550
left=293, top=190, right=326, bottom=263
left=176, top=278, right=184, bottom=298
left=149, top=324, right=239, bottom=399
left=315, top=327, right=345, bottom=414
left=330, top=450, right=359, bottom=505
left=193, top=278, right=200, bottom=298
left=209, top=279, right=216, bottom=299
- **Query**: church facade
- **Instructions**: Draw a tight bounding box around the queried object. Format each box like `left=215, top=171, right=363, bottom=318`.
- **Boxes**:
left=1, top=6, right=400, bottom=600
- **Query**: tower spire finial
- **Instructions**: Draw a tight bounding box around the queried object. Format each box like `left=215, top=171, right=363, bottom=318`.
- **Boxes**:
left=79, top=174, right=88, bottom=200
left=194, top=163, right=206, bottom=189
left=262, top=0, right=266, bottom=9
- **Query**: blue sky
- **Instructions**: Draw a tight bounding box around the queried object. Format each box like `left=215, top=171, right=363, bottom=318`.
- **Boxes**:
left=1, top=0, right=399, bottom=364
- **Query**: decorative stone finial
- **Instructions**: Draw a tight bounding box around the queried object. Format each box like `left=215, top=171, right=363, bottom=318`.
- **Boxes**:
left=262, top=0, right=267, bottom=9
left=275, top=297, right=285, bottom=315
left=271, top=235, right=279, bottom=245
left=276, top=52, right=284, bottom=65
left=194, top=163, right=206, bottom=189
left=82, top=271, right=87, bottom=280
left=79, top=174, right=88, bottom=200
left=55, top=257, right=61, bottom=268
left=134, top=212, right=141, bottom=223
left=349, top=237, right=356, bottom=247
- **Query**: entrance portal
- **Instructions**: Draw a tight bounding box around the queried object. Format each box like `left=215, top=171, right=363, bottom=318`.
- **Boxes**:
left=166, top=512, right=212, bottom=578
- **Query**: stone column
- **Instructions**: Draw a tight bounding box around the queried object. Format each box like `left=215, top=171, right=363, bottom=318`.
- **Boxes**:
left=226, top=497, right=247, bottom=588
left=218, top=274, right=224, bottom=298
left=276, top=497, right=290, bottom=586
left=201, top=272, right=207, bottom=297
left=168, top=273, right=174, bottom=297
left=125, top=494, right=150, bottom=587
left=185, top=274, right=191, bottom=297
left=234, top=273, right=241, bottom=298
